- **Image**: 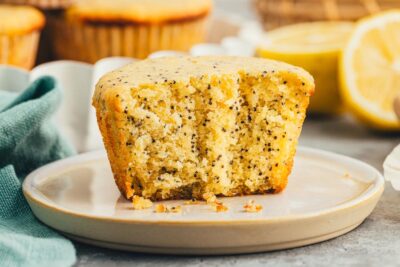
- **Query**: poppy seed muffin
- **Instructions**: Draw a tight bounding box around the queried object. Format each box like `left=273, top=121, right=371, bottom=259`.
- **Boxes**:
left=53, top=0, right=212, bottom=63
left=0, top=0, right=73, bottom=9
left=0, top=5, right=45, bottom=69
left=93, top=56, right=314, bottom=201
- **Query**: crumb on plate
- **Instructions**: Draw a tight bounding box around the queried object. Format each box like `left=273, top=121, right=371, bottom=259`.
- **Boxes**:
left=132, top=195, right=153, bottom=210
left=155, top=204, right=182, bottom=213
left=213, top=201, right=228, bottom=212
left=203, top=192, right=228, bottom=212
left=243, top=200, right=263, bottom=213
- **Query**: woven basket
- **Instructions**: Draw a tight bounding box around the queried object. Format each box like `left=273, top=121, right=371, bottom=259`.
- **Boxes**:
left=254, top=0, right=400, bottom=29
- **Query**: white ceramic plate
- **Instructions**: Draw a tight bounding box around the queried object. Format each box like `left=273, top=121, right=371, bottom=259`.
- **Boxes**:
left=23, top=147, right=384, bottom=255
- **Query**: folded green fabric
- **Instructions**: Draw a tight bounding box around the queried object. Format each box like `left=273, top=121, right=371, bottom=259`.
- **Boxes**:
left=0, top=77, right=76, bottom=267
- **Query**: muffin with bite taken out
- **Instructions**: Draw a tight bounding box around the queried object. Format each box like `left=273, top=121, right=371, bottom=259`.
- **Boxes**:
left=93, top=56, right=314, bottom=201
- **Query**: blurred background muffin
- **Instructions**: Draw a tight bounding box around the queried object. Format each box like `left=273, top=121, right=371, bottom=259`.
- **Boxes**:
left=51, top=0, right=212, bottom=63
left=0, top=0, right=73, bottom=9
left=0, top=0, right=76, bottom=64
left=0, top=4, right=45, bottom=69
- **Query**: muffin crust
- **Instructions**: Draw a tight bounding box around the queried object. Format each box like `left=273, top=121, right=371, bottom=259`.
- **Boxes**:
left=67, top=0, right=212, bottom=24
left=0, top=5, right=45, bottom=35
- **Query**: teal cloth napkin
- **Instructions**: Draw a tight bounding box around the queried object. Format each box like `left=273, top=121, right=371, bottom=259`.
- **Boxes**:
left=0, top=77, right=76, bottom=267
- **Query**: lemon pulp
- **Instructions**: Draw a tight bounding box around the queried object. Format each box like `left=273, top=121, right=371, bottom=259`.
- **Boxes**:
left=340, top=11, right=400, bottom=130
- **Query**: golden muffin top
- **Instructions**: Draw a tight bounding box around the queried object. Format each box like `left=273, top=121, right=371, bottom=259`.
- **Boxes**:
left=0, top=5, right=45, bottom=35
left=68, top=0, right=212, bottom=23
left=94, top=56, right=314, bottom=100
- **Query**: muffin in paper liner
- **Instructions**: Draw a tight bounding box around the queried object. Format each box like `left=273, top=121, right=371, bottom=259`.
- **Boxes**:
left=0, top=32, right=41, bottom=69
left=0, top=0, right=73, bottom=10
left=49, top=0, right=211, bottom=63
left=0, top=5, right=45, bottom=69
left=51, top=15, right=208, bottom=63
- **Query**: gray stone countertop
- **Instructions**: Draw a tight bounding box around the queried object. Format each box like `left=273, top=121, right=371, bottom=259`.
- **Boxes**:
left=73, top=116, right=400, bottom=267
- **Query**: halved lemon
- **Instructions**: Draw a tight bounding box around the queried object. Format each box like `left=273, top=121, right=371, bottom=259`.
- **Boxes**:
left=257, top=22, right=354, bottom=115
left=340, top=11, right=400, bottom=130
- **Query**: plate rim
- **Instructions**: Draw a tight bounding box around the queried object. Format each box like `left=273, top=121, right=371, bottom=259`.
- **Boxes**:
left=23, top=146, right=385, bottom=225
